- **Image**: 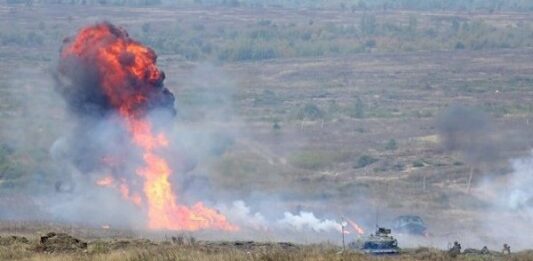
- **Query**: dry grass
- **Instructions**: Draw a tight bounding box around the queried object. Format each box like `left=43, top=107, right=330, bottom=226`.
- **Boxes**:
left=1, top=235, right=532, bottom=261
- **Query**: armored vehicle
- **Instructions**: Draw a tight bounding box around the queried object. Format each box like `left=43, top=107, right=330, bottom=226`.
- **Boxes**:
left=348, top=227, right=400, bottom=255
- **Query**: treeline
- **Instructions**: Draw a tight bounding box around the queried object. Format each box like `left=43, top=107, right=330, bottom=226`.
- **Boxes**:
left=6, top=0, right=533, bottom=12
left=2, top=13, right=532, bottom=62
left=6, top=0, right=163, bottom=6
left=354, top=0, right=533, bottom=11
left=191, top=0, right=533, bottom=11
left=7, top=0, right=533, bottom=11
left=130, top=14, right=533, bottom=62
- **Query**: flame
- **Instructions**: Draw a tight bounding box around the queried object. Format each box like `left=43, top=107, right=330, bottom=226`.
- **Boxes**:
left=96, top=176, right=114, bottom=187
left=129, top=117, right=237, bottom=231
left=96, top=176, right=142, bottom=206
left=119, top=182, right=143, bottom=207
left=346, top=218, right=365, bottom=235
left=62, top=22, right=237, bottom=232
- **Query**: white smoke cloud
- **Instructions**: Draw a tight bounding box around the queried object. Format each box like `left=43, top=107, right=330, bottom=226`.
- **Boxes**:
left=219, top=200, right=268, bottom=231
left=469, top=150, right=533, bottom=250
left=277, top=211, right=341, bottom=233
left=493, top=151, right=533, bottom=215
left=219, top=201, right=343, bottom=234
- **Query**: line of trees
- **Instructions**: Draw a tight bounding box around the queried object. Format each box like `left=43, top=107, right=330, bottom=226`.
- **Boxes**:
left=8, top=0, right=533, bottom=11
left=2, top=5, right=532, bottom=62
left=130, top=15, right=533, bottom=62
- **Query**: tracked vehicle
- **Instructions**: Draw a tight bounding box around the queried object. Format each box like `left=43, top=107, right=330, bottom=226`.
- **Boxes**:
left=348, top=227, right=400, bottom=255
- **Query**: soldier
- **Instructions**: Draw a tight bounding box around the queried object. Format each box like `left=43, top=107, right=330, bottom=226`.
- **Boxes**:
left=448, top=241, right=461, bottom=257
left=502, top=243, right=511, bottom=255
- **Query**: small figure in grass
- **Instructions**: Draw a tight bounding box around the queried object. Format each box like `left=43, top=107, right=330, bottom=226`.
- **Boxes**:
left=448, top=241, right=461, bottom=257
left=502, top=243, right=511, bottom=255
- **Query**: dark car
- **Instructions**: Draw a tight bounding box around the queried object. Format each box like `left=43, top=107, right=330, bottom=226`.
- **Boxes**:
left=392, top=215, right=427, bottom=235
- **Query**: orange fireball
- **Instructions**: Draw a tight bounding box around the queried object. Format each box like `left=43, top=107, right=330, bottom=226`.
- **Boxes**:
left=61, top=22, right=237, bottom=232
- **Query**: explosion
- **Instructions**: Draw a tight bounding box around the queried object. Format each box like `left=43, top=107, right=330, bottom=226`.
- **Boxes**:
left=57, top=22, right=237, bottom=231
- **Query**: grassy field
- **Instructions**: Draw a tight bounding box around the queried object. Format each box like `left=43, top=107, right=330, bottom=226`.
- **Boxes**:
left=1, top=1, right=533, bottom=259
left=0, top=231, right=531, bottom=261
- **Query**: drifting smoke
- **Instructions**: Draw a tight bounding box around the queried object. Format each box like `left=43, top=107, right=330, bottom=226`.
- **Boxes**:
left=496, top=154, right=533, bottom=213
left=435, top=104, right=533, bottom=250
left=217, top=201, right=268, bottom=231
left=54, top=22, right=236, bottom=231
left=471, top=152, right=533, bottom=250
left=277, top=211, right=342, bottom=233
left=479, top=151, right=533, bottom=218
left=218, top=201, right=365, bottom=236
left=436, top=104, right=499, bottom=164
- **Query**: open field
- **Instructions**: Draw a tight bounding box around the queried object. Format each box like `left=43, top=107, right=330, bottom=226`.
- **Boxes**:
left=1, top=1, right=533, bottom=259
left=0, top=228, right=532, bottom=261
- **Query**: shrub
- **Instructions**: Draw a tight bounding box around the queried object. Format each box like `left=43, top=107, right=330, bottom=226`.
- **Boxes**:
left=413, top=160, right=425, bottom=167
left=350, top=97, right=365, bottom=119
left=385, top=139, right=398, bottom=150
left=297, top=103, right=323, bottom=120
left=364, top=39, right=376, bottom=48
left=356, top=155, right=378, bottom=168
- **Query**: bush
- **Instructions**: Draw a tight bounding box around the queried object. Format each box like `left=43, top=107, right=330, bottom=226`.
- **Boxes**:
left=413, top=160, right=425, bottom=167
left=297, top=103, right=323, bottom=120
left=385, top=139, right=398, bottom=150
left=218, top=39, right=279, bottom=62
left=349, top=97, right=365, bottom=118
left=356, top=155, right=378, bottom=168
left=364, top=39, right=376, bottom=48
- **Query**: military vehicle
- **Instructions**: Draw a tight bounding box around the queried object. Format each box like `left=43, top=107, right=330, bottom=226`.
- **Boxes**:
left=348, top=227, right=400, bottom=255
left=392, top=215, right=427, bottom=235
